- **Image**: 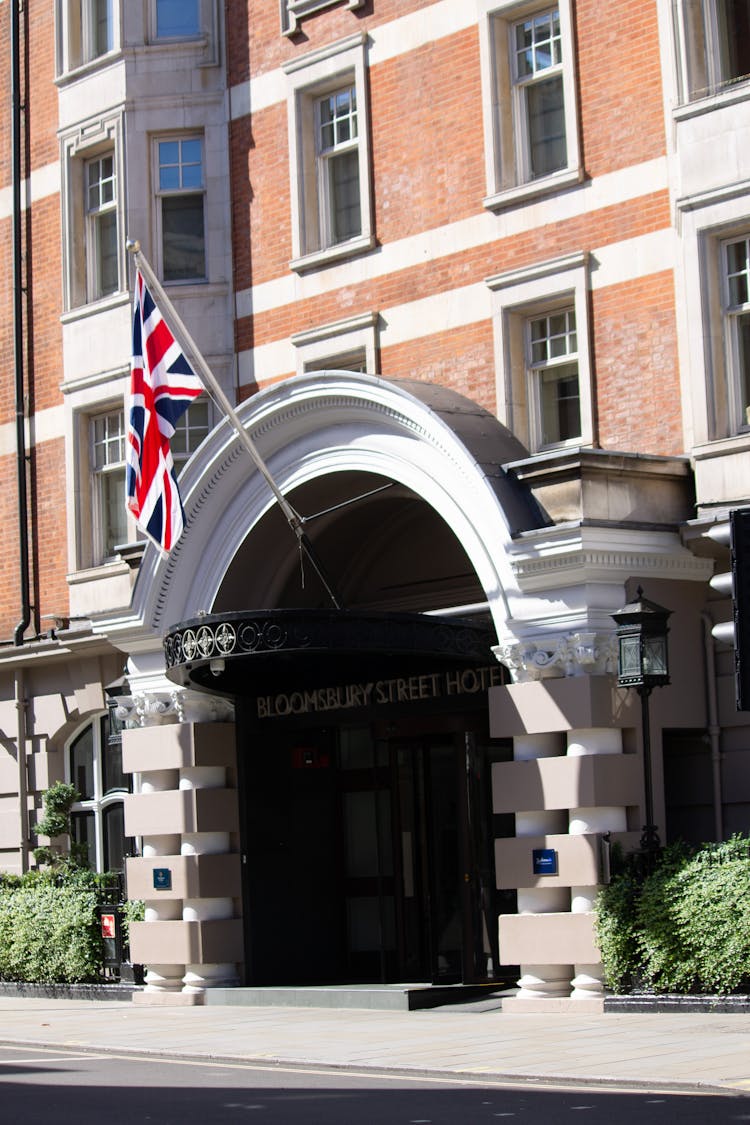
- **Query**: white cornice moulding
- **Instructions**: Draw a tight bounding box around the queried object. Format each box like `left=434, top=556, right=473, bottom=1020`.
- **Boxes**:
left=510, top=548, right=713, bottom=592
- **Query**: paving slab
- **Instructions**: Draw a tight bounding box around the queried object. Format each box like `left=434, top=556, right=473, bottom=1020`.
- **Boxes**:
left=0, top=997, right=746, bottom=1096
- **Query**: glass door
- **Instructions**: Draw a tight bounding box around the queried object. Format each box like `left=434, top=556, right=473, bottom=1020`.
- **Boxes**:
left=338, top=727, right=396, bottom=982
left=337, top=725, right=513, bottom=985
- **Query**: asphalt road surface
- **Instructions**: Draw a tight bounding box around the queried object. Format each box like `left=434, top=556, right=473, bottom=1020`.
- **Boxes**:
left=0, top=1045, right=747, bottom=1124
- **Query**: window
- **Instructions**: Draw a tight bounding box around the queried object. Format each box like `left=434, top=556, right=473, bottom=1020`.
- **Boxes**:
left=170, top=396, right=211, bottom=470
left=61, top=113, right=123, bottom=310
left=291, top=310, right=378, bottom=375
left=527, top=308, right=580, bottom=446
left=678, top=0, right=750, bottom=102
left=91, top=409, right=127, bottom=560
left=284, top=34, right=374, bottom=271
left=723, top=235, right=750, bottom=430
left=304, top=349, right=367, bottom=374
left=478, top=0, right=581, bottom=209
left=57, top=0, right=116, bottom=75
left=156, top=137, right=206, bottom=282
left=86, top=153, right=118, bottom=301
left=487, top=252, right=592, bottom=452
left=316, top=87, right=361, bottom=247
left=156, top=0, right=200, bottom=38
left=512, top=9, right=566, bottom=180
left=85, top=398, right=207, bottom=567
left=68, top=714, right=132, bottom=873
left=281, top=0, right=365, bottom=37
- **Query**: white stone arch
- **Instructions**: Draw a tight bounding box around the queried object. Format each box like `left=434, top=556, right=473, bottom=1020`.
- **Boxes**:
left=131, top=372, right=539, bottom=648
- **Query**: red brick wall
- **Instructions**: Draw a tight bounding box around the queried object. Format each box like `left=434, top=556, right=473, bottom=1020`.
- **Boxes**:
left=370, top=28, right=486, bottom=243
left=576, top=0, right=667, bottom=176
left=234, top=0, right=679, bottom=461
left=593, top=272, right=682, bottom=456
left=239, top=191, right=671, bottom=353
left=30, top=438, right=70, bottom=631
left=0, top=2, right=68, bottom=636
left=381, top=323, right=497, bottom=414
left=232, top=1, right=439, bottom=84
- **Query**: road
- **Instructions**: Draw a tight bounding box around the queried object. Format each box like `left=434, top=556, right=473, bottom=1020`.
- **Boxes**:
left=0, top=1045, right=746, bottom=1124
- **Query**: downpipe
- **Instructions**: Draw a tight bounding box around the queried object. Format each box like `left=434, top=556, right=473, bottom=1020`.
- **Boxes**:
left=12, top=0, right=31, bottom=647
left=15, top=669, right=29, bottom=873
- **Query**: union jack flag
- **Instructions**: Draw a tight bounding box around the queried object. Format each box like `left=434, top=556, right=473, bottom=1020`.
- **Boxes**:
left=127, top=269, right=204, bottom=554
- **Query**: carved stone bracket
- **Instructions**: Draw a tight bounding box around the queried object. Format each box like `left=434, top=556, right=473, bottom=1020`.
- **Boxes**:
left=124, top=690, right=235, bottom=728
left=493, top=632, right=618, bottom=683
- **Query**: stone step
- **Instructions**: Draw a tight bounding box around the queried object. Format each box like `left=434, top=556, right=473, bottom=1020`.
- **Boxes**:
left=202, top=983, right=504, bottom=1011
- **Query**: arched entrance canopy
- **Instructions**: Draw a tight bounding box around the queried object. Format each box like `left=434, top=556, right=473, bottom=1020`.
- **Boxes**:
left=131, top=373, right=544, bottom=647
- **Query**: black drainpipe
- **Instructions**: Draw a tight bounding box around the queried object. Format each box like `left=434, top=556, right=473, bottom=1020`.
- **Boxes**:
left=12, top=0, right=30, bottom=648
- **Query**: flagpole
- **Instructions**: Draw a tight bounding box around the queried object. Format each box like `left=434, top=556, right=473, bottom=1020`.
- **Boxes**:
left=126, top=239, right=343, bottom=610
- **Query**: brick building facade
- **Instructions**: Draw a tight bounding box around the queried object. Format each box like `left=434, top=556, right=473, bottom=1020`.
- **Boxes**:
left=0, top=0, right=746, bottom=1006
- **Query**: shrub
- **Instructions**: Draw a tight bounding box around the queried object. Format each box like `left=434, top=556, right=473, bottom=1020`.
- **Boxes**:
left=33, top=781, right=81, bottom=868
left=0, top=867, right=137, bottom=984
left=0, top=880, right=100, bottom=983
left=595, top=835, right=750, bottom=995
left=591, top=860, right=641, bottom=991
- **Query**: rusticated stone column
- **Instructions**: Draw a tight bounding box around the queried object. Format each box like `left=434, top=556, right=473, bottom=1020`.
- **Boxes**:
left=510, top=732, right=572, bottom=1000
left=122, top=691, right=243, bottom=1003
left=567, top=727, right=627, bottom=999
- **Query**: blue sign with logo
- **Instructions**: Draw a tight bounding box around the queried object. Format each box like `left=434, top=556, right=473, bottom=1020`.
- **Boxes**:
left=153, top=867, right=172, bottom=890
left=532, top=848, right=558, bottom=876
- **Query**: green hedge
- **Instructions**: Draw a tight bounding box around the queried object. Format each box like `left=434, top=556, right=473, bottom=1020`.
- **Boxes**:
left=0, top=868, right=140, bottom=984
left=595, top=835, right=750, bottom=995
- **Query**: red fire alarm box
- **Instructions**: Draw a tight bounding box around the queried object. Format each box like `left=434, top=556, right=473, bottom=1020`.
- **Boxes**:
left=291, top=746, right=330, bottom=769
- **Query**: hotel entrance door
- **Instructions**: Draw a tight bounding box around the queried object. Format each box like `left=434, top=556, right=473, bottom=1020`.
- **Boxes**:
left=242, top=718, right=512, bottom=986
left=338, top=725, right=510, bottom=985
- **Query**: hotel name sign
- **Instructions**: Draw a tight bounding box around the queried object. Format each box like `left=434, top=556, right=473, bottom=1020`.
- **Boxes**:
left=256, top=664, right=504, bottom=719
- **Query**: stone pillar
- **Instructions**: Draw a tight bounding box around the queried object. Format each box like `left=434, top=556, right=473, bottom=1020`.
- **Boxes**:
left=123, top=692, right=243, bottom=1003
left=513, top=732, right=572, bottom=1000
left=491, top=661, right=641, bottom=1011
left=567, top=727, right=627, bottom=999
left=180, top=765, right=237, bottom=992
left=140, top=768, right=183, bottom=993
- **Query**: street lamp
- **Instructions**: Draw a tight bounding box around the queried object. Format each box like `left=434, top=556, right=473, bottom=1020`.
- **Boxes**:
left=611, top=587, right=671, bottom=857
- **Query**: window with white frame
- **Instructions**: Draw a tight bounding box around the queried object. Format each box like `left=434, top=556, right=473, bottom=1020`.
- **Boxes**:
left=61, top=113, right=124, bottom=310
left=512, top=8, right=566, bottom=180
left=487, top=252, right=592, bottom=452
left=291, top=310, right=378, bottom=375
left=91, top=409, right=127, bottom=562
left=479, top=0, right=581, bottom=208
left=527, top=308, right=581, bottom=446
left=316, top=86, right=361, bottom=246
left=156, top=136, right=206, bottom=282
left=722, top=235, right=750, bottom=431
left=170, top=395, right=211, bottom=469
left=87, top=398, right=209, bottom=566
left=57, top=0, right=117, bottom=75
left=677, top=0, right=750, bottom=102
left=68, top=714, right=132, bottom=873
left=86, top=152, right=118, bottom=301
left=284, top=34, right=374, bottom=271
left=304, top=349, right=367, bottom=374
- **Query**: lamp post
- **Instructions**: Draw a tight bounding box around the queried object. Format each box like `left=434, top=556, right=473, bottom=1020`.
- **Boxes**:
left=611, top=587, right=671, bottom=857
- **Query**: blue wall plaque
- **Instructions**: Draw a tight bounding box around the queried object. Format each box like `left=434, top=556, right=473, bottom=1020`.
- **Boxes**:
left=532, top=848, right=558, bottom=876
left=153, top=867, right=172, bottom=890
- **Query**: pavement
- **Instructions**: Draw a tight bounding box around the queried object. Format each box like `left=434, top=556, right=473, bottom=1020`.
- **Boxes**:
left=0, top=994, right=748, bottom=1097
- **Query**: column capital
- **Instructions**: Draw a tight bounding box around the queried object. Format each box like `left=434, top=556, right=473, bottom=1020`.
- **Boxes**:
left=122, top=690, right=235, bottom=728
left=494, top=631, right=618, bottom=683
